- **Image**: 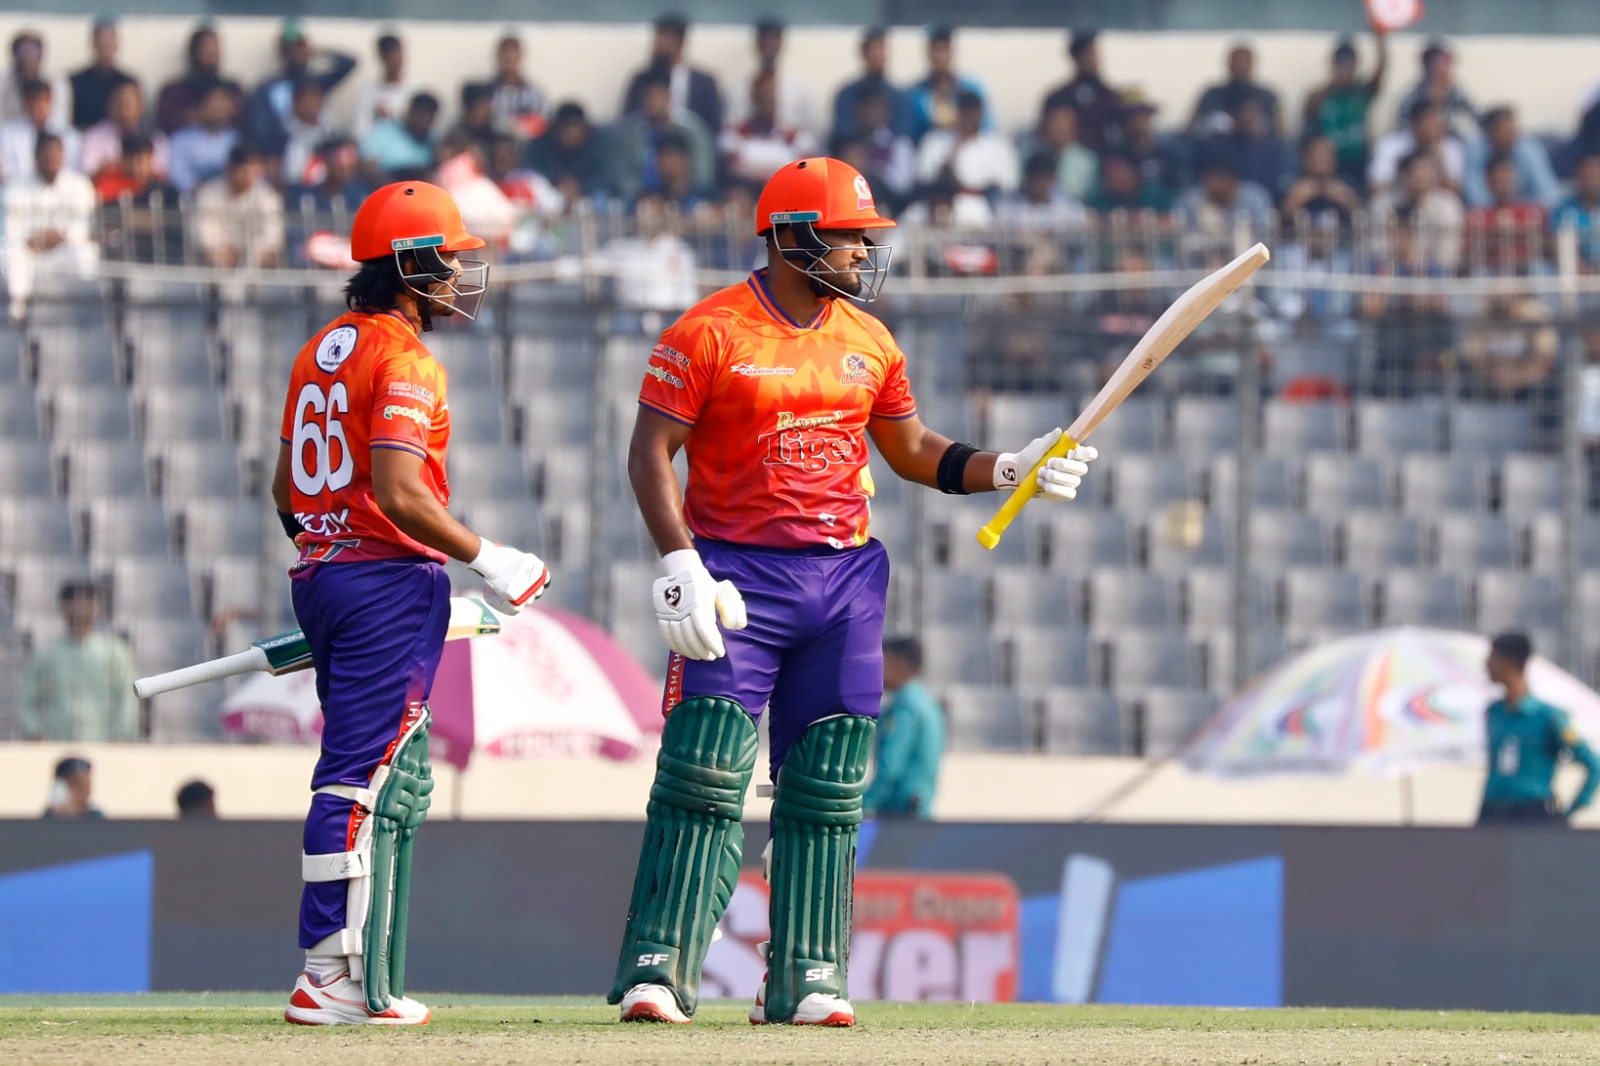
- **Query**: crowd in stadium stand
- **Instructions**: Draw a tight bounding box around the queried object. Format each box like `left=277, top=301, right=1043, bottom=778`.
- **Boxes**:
left=1, top=15, right=1597, bottom=279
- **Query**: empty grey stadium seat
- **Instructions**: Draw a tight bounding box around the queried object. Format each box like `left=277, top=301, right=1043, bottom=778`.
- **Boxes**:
left=1475, top=570, right=1563, bottom=633
left=991, top=571, right=1084, bottom=628
left=1283, top=568, right=1370, bottom=629
left=1088, top=397, right=1165, bottom=453
left=0, top=440, right=55, bottom=495
left=1528, top=514, right=1600, bottom=573
left=941, top=684, right=1031, bottom=752
left=920, top=569, right=989, bottom=627
left=916, top=394, right=979, bottom=445
left=0, top=499, right=78, bottom=561
left=1043, top=509, right=1135, bottom=573
left=206, top=555, right=266, bottom=618
left=1397, top=454, right=1491, bottom=515
left=126, top=333, right=214, bottom=387
left=1172, top=396, right=1241, bottom=452
left=461, top=498, right=545, bottom=547
left=985, top=394, right=1070, bottom=441
left=108, top=558, right=196, bottom=621
left=1341, top=511, right=1428, bottom=569
left=1379, top=570, right=1470, bottom=628
left=1434, top=515, right=1521, bottom=570
left=1262, top=399, right=1349, bottom=452
left=151, top=446, right=243, bottom=498
left=546, top=503, right=592, bottom=567
left=1088, top=568, right=1179, bottom=628
left=508, top=334, right=599, bottom=391
left=147, top=680, right=227, bottom=743
left=446, top=444, right=529, bottom=498
left=1004, top=628, right=1094, bottom=688
left=46, top=387, right=135, bottom=441
left=1146, top=508, right=1233, bottom=572
left=138, top=387, right=230, bottom=442
left=180, top=498, right=266, bottom=560
left=1199, top=628, right=1289, bottom=694
left=84, top=498, right=172, bottom=561
left=6, top=554, right=93, bottom=625
left=1499, top=454, right=1565, bottom=515
left=1355, top=400, right=1445, bottom=455
left=1104, top=628, right=1199, bottom=688
left=519, top=391, right=596, bottom=448
left=920, top=626, right=1004, bottom=686
left=443, top=387, right=508, bottom=444
left=1448, top=404, right=1535, bottom=455
left=1208, top=454, right=1298, bottom=511
left=424, top=330, right=498, bottom=388
left=1303, top=453, right=1390, bottom=516
left=1184, top=568, right=1274, bottom=630
left=1138, top=688, right=1220, bottom=758
left=940, top=496, right=1034, bottom=569
left=1109, top=455, right=1198, bottom=516
left=61, top=441, right=150, bottom=498
left=125, top=617, right=210, bottom=679
left=610, top=614, right=669, bottom=679
left=605, top=560, right=661, bottom=629
left=1247, top=510, right=1333, bottom=568
left=28, top=326, right=120, bottom=387
left=0, top=387, right=42, bottom=438
left=1038, top=688, right=1126, bottom=755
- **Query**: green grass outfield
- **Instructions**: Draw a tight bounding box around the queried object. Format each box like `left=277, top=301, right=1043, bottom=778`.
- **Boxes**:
left=3, top=997, right=1599, bottom=1065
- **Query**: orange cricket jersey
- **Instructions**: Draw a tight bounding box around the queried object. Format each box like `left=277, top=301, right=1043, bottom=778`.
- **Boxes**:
left=637, top=269, right=918, bottom=549
left=278, top=309, right=451, bottom=565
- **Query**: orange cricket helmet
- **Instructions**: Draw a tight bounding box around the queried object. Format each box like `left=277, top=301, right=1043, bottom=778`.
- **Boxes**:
left=350, top=180, right=485, bottom=263
left=754, top=157, right=896, bottom=236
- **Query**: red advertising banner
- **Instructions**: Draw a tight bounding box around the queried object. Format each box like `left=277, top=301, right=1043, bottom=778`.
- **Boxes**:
left=702, top=871, right=1020, bottom=1002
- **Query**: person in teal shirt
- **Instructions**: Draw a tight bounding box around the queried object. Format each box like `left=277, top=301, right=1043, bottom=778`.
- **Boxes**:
left=864, top=637, right=945, bottom=819
left=1478, top=632, right=1600, bottom=826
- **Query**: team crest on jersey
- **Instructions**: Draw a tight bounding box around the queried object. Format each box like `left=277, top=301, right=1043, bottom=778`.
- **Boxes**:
left=316, top=325, right=358, bottom=372
left=841, top=352, right=871, bottom=384
left=854, top=174, right=874, bottom=210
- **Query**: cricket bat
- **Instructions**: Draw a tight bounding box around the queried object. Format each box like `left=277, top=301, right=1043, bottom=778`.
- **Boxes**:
left=132, top=596, right=506, bottom=698
left=977, top=242, right=1271, bottom=550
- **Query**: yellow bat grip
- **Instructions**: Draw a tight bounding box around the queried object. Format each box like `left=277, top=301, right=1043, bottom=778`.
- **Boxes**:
left=976, top=433, right=1078, bottom=549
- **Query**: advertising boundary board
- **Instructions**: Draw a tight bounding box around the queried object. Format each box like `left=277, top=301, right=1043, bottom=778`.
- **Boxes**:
left=1, top=820, right=1597, bottom=1013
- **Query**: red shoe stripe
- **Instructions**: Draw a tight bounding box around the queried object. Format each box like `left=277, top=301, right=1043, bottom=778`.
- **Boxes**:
left=289, top=989, right=319, bottom=1010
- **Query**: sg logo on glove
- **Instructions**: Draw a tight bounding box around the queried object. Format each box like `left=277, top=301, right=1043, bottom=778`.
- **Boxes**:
left=663, top=584, right=683, bottom=609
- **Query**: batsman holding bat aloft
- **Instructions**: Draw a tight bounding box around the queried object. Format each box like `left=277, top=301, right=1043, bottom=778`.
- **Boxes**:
left=271, top=181, right=550, bottom=1026
left=610, top=157, right=1097, bottom=1027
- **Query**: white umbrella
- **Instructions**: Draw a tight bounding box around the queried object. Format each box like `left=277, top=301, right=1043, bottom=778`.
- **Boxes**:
left=220, top=667, right=322, bottom=742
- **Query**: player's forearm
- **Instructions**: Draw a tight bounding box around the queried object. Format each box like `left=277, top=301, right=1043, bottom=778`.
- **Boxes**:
left=881, top=420, right=999, bottom=492
left=628, top=439, right=694, bottom=556
left=375, top=483, right=481, bottom=562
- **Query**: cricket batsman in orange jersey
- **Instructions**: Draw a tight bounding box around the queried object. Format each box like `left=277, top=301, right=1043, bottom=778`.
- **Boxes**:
left=272, top=181, right=550, bottom=1025
left=609, top=157, right=1098, bottom=1026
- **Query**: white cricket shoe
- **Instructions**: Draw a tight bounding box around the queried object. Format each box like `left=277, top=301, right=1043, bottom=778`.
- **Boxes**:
left=750, top=979, right=855, bottom=1026
left=284, top=970, right=431, bottom=1026
left=619, top=982, right=691, bottom=1024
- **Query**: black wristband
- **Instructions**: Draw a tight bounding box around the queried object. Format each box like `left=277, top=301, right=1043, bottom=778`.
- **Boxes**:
left=277, top=510, right=305, bottom=542
left=937, top=442, right=980, bottom=495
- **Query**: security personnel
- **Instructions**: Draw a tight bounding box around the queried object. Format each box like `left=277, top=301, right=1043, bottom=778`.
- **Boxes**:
left=1478, top=632, right=1600, bottom=826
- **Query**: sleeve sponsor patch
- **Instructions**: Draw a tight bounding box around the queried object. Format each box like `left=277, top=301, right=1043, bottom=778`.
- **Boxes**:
left=651, top=343, right=691, bottom=369
left=385, top=380, right=437, bottom=405
left=645, top=363, right=686, bottom=389
left=382, top=404, right=432, bottom=429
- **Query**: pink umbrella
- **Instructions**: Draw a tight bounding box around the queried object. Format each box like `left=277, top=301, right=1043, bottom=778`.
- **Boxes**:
left=427, top=607, right=662, bottom=768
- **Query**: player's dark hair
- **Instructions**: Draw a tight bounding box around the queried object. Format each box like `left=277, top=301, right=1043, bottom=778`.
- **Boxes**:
left=1491, top=632, right=1532, bottom=668
left=345, top=255, right=406, bottom=312
left=884, top=636, right=924, bottom=672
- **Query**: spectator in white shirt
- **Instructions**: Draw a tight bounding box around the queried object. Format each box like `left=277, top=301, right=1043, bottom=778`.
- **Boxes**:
left=727, top=20, right=816, bottom=142
left=193, top=143, right=284, bottom=269
left=1, top=32, right=69, bottom=127
left=1369, top=99, right=1465, bottom=198
left=0, top=79, right=80, bottom=183
left=914, top=88, right=1018, bottom=202
left=997, top=151, right=1087, bottom=228
left=4, top=132, right=98, bottom=321
left=721, top=69, right=818, bottom=189
left=351, top=33, right=413, bottom=143
left=1372, top=149, right=1465, bottom=273
left=79, top=78, right=168, bottom=182
left=278, top=79, right=340, bottom=188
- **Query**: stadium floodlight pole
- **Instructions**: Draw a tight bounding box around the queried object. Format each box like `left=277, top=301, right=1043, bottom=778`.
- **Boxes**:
left=977, top=242, right=1272, bottom=550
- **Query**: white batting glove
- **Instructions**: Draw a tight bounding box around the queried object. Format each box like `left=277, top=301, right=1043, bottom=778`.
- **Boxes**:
left=653, top=548, right=747, bottom=661
left=468, top=537, right=551, bottom=615
left=994, top=428, right=1098, bottom=502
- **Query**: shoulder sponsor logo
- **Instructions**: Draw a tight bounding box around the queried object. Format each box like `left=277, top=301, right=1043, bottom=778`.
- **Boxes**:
left=841, top=353, right=871, bottom=384
left=645, top=364, right=686, bottom=389
left=382, top=404, right=431, bottom=429
left=385, top=380, right=437, bottom=405
left=732, top=363, right=797, bottom=377
left=315, top=325, right=359, bottom=372
left=651, top=343, right=691, bottom=369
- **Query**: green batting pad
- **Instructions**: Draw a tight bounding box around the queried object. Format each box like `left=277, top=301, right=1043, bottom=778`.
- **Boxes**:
left=363, top=714, right=433, bottom=1013
left=765, top=714, right=875, bottom=1023
left=609, top=697, right=757, bottom=1016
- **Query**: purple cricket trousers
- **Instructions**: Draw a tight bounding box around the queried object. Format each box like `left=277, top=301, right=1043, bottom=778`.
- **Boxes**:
left=664, top=538, right=890, bottom=776
left=290, top=557, right=450, bottom=948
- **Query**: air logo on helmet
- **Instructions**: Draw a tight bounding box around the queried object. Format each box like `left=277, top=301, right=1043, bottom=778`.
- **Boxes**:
left=854, top=174, right=874, bottom=210
left=769, top=210, right=822, bottom=225
left=391, top=234, right=446, bottom=251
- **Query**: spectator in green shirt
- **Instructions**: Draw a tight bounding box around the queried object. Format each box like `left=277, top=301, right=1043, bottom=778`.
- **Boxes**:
left=1478, top=632, right=1600, bottom=826
left=865, top=636, right=946, bottom=820
left=18, top=581, right=137, bottom=742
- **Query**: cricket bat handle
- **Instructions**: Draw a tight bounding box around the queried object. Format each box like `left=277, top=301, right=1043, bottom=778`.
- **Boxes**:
left=133, top=647, right=271, bottom=699
left=976, top=432, right=1079, bottom=550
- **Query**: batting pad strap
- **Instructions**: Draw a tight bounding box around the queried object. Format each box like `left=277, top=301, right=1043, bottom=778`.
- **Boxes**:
left=303, top=850, right=369, bottom=882
left=315, top=783, right=378, bottom=810
left=307, top=928, right=363, bottom=957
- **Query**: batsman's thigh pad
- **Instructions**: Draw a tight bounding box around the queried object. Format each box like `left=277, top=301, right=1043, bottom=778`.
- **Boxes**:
left=609, top=696, right=757, bottom=1015
left=303, top=707, right=434, bottom=1013
left=766, top=713, right=875, bottom=1023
